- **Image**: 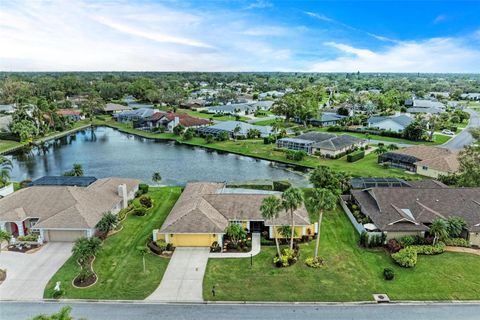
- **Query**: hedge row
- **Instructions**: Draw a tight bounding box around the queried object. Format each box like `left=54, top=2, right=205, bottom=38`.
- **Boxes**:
left=347, top=150, right=365, bottom=162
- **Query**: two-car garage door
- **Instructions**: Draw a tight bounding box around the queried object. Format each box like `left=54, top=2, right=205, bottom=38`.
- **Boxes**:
left=45, top=230, right=87, bottom=242
left=171, top=234, right=216, bottom=247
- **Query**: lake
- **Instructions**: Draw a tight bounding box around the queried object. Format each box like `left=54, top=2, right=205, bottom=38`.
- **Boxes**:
left=7, top=126, right=310, bottom=186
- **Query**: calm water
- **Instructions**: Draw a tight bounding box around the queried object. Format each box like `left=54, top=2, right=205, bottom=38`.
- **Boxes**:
left=7, top=127, right=309, bottom=186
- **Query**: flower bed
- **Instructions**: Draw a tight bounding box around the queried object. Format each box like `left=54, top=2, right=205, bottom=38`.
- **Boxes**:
left=73, top=256, right=97, bottom=288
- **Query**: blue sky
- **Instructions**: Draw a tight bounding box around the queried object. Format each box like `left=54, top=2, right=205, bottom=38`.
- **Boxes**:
left=1, top=0, right=479, bottom=72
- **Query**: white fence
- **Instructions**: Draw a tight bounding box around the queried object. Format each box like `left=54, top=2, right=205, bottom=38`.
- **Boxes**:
left=339, top=195, right=366, bottom=235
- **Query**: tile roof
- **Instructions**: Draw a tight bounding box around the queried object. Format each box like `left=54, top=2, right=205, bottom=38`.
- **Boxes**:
left=159, top=182, right=311, bottom=234
left=389, top=145, right=460, bottom=173
left=351, top=186, right=480, bottom=232
left=0, top=177, right=140, bottom=229
left=104, top=103, right=132, bottom=112
left=162, top=113, right=211, bottom=127
left=368, top=114, right=413, bottom=127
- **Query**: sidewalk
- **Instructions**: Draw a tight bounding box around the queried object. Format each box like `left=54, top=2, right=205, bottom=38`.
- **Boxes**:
left=209, top=233, right=261, bottom=258
left=445, top=246, right=480, bottom=256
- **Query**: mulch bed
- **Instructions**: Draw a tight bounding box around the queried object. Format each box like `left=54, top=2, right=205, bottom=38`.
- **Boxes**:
left=7, top=244, right=41, bottom=253
left=73, top=256, right=98, bottom=288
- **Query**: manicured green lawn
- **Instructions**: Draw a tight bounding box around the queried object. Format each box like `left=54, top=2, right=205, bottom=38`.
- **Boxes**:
left=181, top=109, right=249, bottom=121
left=0, top=139, right=22, bottom=154
left=44, top=187, right=182, bottom=300
left=203, top=207, right=480, bottom=301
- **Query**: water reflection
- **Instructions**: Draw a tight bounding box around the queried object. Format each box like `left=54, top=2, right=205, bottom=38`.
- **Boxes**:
left=8, top=127, right=310, bottom=186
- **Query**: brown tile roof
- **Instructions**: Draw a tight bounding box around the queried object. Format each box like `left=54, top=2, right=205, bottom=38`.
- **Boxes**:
left=393, top=145, right=460, bottom=173
left=351, top=185, right=480, bottom=232
left=0, top=177, right=140, bottom=229
left=159, top=182, right=311, bottom=234
left=104, top=103, right=132, bottom=112
left=162, top=113, right=211, bottom=127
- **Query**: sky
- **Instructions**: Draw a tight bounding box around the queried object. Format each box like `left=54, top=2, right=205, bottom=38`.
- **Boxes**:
left=1, top=0, right=479, bottom=72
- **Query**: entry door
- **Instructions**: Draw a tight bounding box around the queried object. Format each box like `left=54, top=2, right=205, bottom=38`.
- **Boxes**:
left=250, top=221, right=264, bottom=232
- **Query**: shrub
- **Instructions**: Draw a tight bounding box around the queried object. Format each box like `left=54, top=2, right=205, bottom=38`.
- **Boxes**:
left=383, top=268, right=395, bottom=281
left=386, top=239, right=403, bottom=253
left=443, top=238, right=471, bottom=247
left=392, top=247, right=417, bottom=268
left=410, top=243, right=445, bottom=255
left=17, top=234, right=39, bottom=242
left=273, top=248, right=298, bottom=267
left=139, top=195, right=153, bottom=208
left=138, top=183, right=149, bottom=195
left=263, top=135, right=276, bottom=144
left=134, top=207, right=147, bottom=216
left=305, top=257, right=325, bottom=268
left=273, top=180, right=291, bottom=192
left=155, top=239, right=167, bottom=251
left=285, top=149, right=308, bottom=161
left=205, top=134, right=214, bottom=144
left=400, top=235, right=416, bottom=247
left=347, top=150, right=365, bottom=162
left=210, top=241, right=221, bottom=253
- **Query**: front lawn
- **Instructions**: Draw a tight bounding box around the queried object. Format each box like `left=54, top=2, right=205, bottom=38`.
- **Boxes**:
left=203, top=207, right=480, bottom=301
left=44, top=187, right=182, bottom=300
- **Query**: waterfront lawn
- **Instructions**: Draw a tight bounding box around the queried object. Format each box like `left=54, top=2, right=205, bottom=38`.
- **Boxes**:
left=44, top=187, right=182, bottom=300
left=181, top=109, right=249, bottom=121
left=203, top=207, right=480, bottom=302
left=0, top=139, right=22, bottom=154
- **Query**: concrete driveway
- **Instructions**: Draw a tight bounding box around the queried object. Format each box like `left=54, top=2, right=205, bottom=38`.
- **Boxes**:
left=146, top=247, right=210, bottom=302
left=0, top=242, right=73, bottom=300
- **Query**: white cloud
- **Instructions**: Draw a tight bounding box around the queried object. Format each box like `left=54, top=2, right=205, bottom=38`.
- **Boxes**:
left=433, top=14, right=447, bottom=24
left=311, top=38, right=480, bottom=73
left=242, top=26, right=288, bottom=36
left=304, top=11, right=334, bottom=23
left=245, top=0, right=273, bottom=10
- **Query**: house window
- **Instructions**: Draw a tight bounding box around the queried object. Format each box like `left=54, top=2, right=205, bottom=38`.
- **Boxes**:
left=422, top=166, right=429, bottom=170
left=230, top=220, right=243, bottom=225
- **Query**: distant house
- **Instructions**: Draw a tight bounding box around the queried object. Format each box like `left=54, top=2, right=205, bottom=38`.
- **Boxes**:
left=181, top=98, right=206, bottom=109
left=114, top=108, right=159, bottom=123
left=347, top=182, right=480, bottom=245
left=367, top=114, right=414, bottom=132
left=312, top=113, right=346, bottom=127
left=378, top=145, right=460, bottom=178
left=258, top=90, right=286, bottom=99
left=196, top=121, right=273, bottom=138
left=277, top=132, right=366, bottom=158
left=156, top=182, right=315, bottom=247
left=207, top=101, right=273, bottom=116
left=460, top=93, right=480, bottom=100
left=142, top=112, right=211, bottom=132
left=56, top=109, right=84, bottom=122
left=103, top=103, right=132, bottom=115
left=405, top=98, right=445, bottom=114
left=428, top=92, right=450, bottom=99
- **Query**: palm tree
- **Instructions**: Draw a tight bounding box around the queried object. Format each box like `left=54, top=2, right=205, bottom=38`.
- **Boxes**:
left=308, top=189, right=337, bottom=258
left=387, top=144, right=399, bottom=151
left=0, top=156, right=13, bottom=188
left=374, top=145, right=388, bottom=155
left=429, top=218, right=449, bottom=245
left=32, top=306, right=74, bottom=320
left=137, top=246, right=149, bottom=273
left=233, top=124, right=241, bottom=141
left=260, top=196, right=283, bottom=258
left=72, top=237, right=102, bottom=267
left=152, top=172, right=162, bottom=185
left=281, top=187, right=304, bottom=250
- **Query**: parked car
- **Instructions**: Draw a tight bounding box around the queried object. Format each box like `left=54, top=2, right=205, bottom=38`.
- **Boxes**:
left=441, top=129, right=455, bottom=135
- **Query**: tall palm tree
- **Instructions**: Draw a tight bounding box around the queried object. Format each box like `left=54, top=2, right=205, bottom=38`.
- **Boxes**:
left=429, top=218, right=449, bottom=245
left=260, top=196, right=283, bottom=258
left=387, top=144, right=399, bottom=151
left=152, top=172, right=162, bottom=185
left=308, top=189, right=337, bottom=258
left=0, top=156, right=12, bottom=188
left=374, top=145, right=388, bottom=155
left=281, top=187, right=304, bottom=250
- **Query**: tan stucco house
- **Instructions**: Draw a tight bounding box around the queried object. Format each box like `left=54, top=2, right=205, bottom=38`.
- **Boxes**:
left=0, top=177, right=139, bottom=242
left=156, top=182, right=315, bottom=247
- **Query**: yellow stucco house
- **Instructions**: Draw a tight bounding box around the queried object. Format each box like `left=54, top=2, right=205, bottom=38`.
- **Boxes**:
left=156, top=182, right=315, bottom=247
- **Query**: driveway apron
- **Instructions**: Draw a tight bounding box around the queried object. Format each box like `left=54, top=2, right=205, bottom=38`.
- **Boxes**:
left=146, top=247, right=210, bottom=302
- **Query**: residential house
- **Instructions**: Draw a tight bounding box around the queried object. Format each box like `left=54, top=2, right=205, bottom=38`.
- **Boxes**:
left=277, top=132, right=366, bottom=158
left=378, top=145, right=460, bottom=178
left=207, top=101, right=273, bottom=116
left=367, top=114, right=414, bottom=132
left=258, top=90, right=286, bottom=99
left=114, top=108, right=159, bottom=123
left=56, top=109, right=84, bottom=122
left=103, top=103, right=133, bottom=115
left=0, top=177, right=139, bottom=242
left=196, top=121, right=273, bottom=138
left=460, top=93, right=480, bottom=100
left=306, top=113, right=346, bottom=127
left=405, top=98, right=445, bottom=114
left=142, top=112, right=211, bottom=132
left=347, top=182, right=480, bottom=245
left=156, top=182, right=315, bottom=247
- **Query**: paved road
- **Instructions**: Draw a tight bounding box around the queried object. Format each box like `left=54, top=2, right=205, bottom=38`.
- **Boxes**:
left=1, top=301, right=480, bottom=320
left=0, top=242, right=73, bottom=300
left=443, top=108, right=479, bottom=149
left=146, top=247, right=209, bottom=302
